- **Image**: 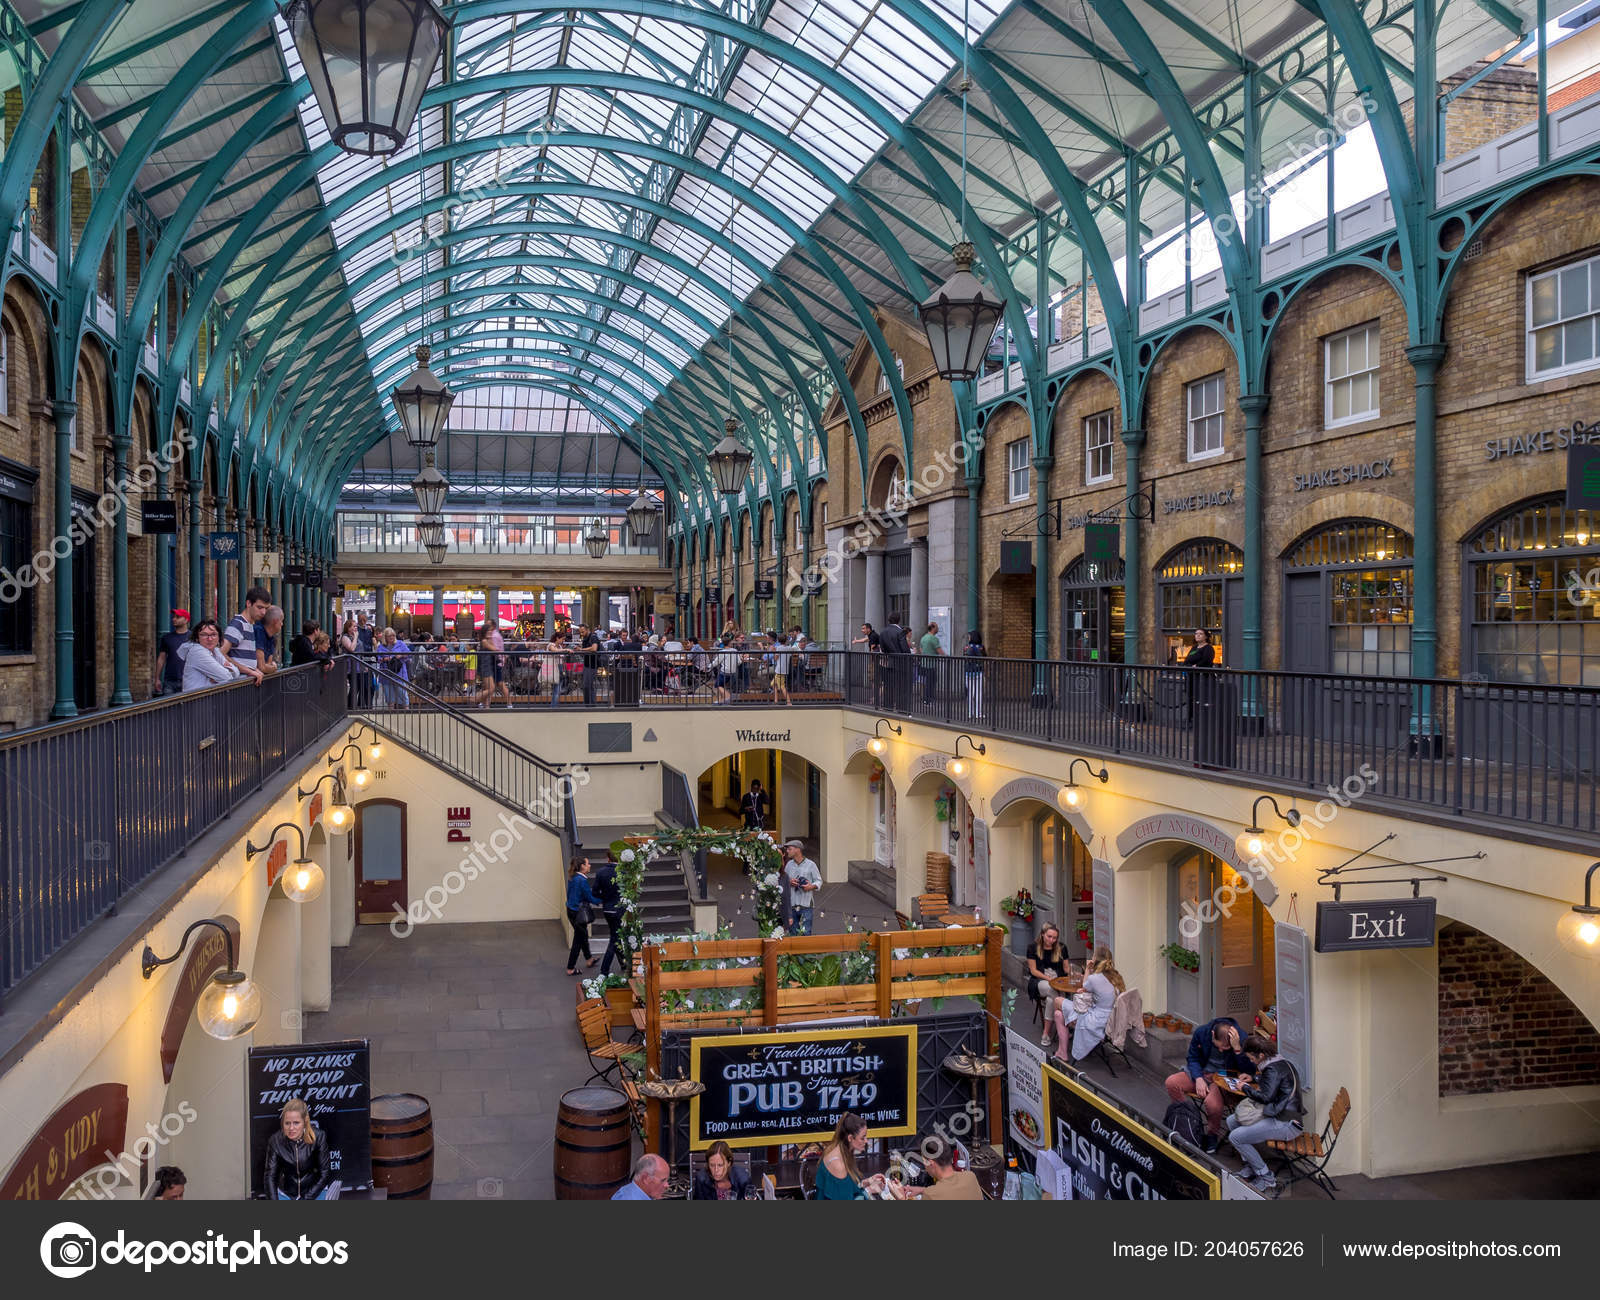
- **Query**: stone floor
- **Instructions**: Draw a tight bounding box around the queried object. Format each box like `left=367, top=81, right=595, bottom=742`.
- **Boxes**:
left=306, top=920, right=614, bottom=1200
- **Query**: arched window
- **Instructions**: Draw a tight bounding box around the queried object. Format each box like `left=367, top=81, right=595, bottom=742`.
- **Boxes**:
left=1155, top=539, right=1242, bottom=664
left=1284, top=519, right=1414, bottom=676
left=1466, top=495, right=1600, bottom=685
left=1060, top=550, right=1125, bottom=664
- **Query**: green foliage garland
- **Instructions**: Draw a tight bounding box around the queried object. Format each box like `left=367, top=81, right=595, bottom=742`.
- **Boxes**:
left=609, top=827, right=787, bottom=956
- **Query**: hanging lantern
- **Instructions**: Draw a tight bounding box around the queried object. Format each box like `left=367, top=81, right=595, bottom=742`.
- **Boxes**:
left=708, top=416, right=753, bottom=496
left=283, top=0, right=448, bottom=157
left=425, top=541, right=447, bottom=565
left=918, top=240, right=1007, bottom=383
left=416, top=514, right=445, bottom=548
left=390, top=344, right=454, bottom=449
left=412, top=454, right=448, bottom=514
left=584, top=517, right=611, bottom=560
left=625, top=489, right=660, bottom=541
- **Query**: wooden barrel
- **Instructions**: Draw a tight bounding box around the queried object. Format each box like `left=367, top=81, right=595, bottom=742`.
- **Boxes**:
left=370, top=1093, right=434, bottom=1200
left=554, top=1086, right=632, bottom=1200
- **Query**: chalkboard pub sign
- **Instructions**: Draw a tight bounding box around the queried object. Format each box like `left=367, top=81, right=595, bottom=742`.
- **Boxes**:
left=1041, top=1064, right=1220, bottom=1200
left=689, top=1024, right=917, bottom=1149
left=247, top=1039, right=372, bottom=1195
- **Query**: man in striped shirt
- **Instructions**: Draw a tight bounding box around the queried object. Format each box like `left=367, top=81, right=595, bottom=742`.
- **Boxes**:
left=222, top=586, right=271, bottom=682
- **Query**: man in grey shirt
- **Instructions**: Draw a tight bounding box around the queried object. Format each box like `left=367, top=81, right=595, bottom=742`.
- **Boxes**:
left=783, top=839, right=821, bottom=936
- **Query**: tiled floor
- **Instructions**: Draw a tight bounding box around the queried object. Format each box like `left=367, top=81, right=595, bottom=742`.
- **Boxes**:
left=306, top=920, right=618, bottom=1200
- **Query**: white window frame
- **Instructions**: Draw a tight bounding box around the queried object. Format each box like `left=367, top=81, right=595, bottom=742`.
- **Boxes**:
left=1324, top=321, right=1381, bottom=428
left=1006, top=438, right=1031, bottom=502
left=1084, top=410, right=1114, bottom=485
left=1527, top=253, right=1600, bottom=381
left=1186, top=373, right=1225, bottom=462
left=876, top=353, right=904, bottom=394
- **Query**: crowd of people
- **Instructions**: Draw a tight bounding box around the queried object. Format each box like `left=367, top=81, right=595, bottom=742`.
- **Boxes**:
left=153, top=586, right=341, bottom=695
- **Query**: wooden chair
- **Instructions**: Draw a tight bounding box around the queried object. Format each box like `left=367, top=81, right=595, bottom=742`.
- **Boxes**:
left=914, top=893, right=949, bottom=925
left=1266, top=1086, right=1350, bottom=1199
left=577, top=997, right=635, bottom=1085
left=894, top=910, right=912, bottom=932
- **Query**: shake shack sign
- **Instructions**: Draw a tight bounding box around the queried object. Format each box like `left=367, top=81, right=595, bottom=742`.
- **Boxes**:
left=689, top=1024, right=917, bottom=1149
left=1315, top=896, right=1437, bottom=952
left=1293, top=457, right=1394, bottom=491
left=1162, top=487, right=1234, bottom=515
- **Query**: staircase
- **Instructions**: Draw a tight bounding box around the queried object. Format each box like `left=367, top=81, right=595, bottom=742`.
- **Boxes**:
left=587, top=849, right=694, bottom=945
left=355, top=665, right=569, bottom=851
left=847, top=859, right=896, bottom=909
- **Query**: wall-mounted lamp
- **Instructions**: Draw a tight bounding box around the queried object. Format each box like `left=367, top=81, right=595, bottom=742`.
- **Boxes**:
left=297, top=772, right=355, bottom=834
left=141, top=919, right=261, bottom=1040
left=347, top=723, right=384, bottom=763
left=329, top=744, right=374, bottom=790
left=245, top=822, right=326, bottom=903
left=866, top=718, right=902, bottom=758
left=1058, top=757, right=1109, bottom=813
left=1237, top=795, right=1302, bottom=861
left=1558, top=861, right=1600, bottom=961
left=945, top=734, right=986, bottom=781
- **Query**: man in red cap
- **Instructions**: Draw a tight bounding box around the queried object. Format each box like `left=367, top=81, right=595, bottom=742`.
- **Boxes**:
left=153, top=608, right=191, bottom=697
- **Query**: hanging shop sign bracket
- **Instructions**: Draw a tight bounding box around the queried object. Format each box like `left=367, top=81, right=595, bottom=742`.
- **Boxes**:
left=1315, top=831, right=1483, bottom=901
left=1002, top=480, right=1155, bottom=540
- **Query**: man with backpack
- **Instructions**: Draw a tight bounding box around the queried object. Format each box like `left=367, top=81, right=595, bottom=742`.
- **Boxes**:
left=592, top=856, right=626, bottom=977
left=1163, top=1015, right=1251, bottom=1152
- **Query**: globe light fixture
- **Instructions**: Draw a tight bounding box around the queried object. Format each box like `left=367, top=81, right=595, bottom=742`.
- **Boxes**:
left=330, top=745, right=374, bottom=789
left=1558, top=862, right=1600, bottom=961
left=245, top=823, right=328, bottom=906
left=390, top=344, right=454, bottom=449
left=1236, top=795, right=1301, bottom=862
left=866, top=717, right=902, bottom=758
left=708, top=417, right=753, bottom=496
left=1057, top=757, right=1109, bottom=814
left=945, top=733, right=985, bottom=781
left=284, top=0, right=448, bottom=158
left=141, top=919, right=262, bottom=1040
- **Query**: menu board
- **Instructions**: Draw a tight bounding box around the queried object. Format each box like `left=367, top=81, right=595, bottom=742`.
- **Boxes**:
left=689, top=1024, right=917, bottom=1150
left=1041, top=1065, right=1219, bottom=1201
left=1005, top=1029, right=1046, bottom=1150
left=247, top=1040, right=371, bottom=1196
left=1274, top=923, right=1313, bottom=1087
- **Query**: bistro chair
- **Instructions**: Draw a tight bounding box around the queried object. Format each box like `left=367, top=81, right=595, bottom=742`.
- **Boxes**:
left=914, top=893, right=949, bottom=926
left=1266, top=1086, right=1351, bottom=1200
left=576, top=997, right=635, bottom=1086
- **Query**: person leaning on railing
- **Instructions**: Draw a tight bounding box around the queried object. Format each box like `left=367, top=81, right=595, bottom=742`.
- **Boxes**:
left=181, top=618, right=262, bottom=691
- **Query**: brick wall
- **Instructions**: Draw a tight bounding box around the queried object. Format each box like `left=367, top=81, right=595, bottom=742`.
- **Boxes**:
left=1437, top=920, right=1600, bottom=1096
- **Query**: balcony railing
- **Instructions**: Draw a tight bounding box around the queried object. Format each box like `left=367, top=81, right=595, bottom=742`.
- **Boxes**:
left=367, top=645, right=1600, bottom=840
left=0, top=665, right=348, bottom=1002
left=337, top=510, right=658, bottom=557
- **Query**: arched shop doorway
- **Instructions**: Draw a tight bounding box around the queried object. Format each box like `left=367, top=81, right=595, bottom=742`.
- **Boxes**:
left=1060, top=551, right=1125, bottom=665
left=697, top=748, right=825, bottom=851
left=1282, top=519, right=1414, bottom=676
left=904, top=768, right=978, bottom=912
left=992, top=798, right=1095, bottom=962
left=1155, top=538, right=1242, bottom=666
left=841, top=747, right=897, bottom=898
left=1165, top=848, right=1273, bottom=1027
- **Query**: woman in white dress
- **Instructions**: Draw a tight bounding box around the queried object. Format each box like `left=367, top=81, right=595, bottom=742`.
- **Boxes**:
left=1053, top=947, right=1124, bottom=1063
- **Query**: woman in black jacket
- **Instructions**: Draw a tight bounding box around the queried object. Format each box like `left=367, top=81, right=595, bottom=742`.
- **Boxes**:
left=1225, top=1033, right=1304, bottom=1195
left=263, top=1098, right=332, bottom=1200
left=691, top=1141, right=752, bottom=1200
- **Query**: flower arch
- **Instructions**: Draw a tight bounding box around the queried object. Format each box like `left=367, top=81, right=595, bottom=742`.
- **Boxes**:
left=609, top=827, right=787, bottom=954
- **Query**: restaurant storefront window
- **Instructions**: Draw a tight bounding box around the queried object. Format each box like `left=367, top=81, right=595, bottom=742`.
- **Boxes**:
left=1468, top=495, right=1600, bottom=686
left=1060, top=552, right=1125, bottom=664
left=1156, top=539, right=1242, bottom=664
left=1283, top=520, right=1414, bottom=676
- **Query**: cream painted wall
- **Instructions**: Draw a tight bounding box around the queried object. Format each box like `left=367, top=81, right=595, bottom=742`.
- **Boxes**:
left=359, top=740, right=565, bottom=929
left=570, top=761, right=659, bottom=827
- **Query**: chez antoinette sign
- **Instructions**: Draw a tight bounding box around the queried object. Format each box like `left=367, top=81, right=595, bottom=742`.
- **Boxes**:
left=689, top=1025, right=917, bottom=1150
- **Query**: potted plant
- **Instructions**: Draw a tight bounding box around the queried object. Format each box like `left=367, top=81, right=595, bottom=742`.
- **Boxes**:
left=999, top=889, right=1036, bottom=955
left=1159, top=941, right=1201, bottom=973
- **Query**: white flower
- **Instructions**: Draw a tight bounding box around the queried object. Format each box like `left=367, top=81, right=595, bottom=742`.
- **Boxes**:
left=763, top=873, right=779, bottom=889
left=770, top=926, right=785, bottom=939
left=894, top=948, right=910, bottom=960
left=620, top=849, right=635, bottom=863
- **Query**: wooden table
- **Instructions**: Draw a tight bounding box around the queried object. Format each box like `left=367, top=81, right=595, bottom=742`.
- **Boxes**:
left=941, top=910, right=981, bottom=926
left=1049, top=975, right=1082, bottom=995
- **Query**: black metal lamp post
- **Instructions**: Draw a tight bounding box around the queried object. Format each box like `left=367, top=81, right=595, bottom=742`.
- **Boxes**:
left=283, top=0, right=448, bottom=157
